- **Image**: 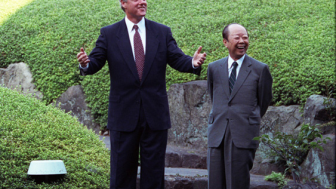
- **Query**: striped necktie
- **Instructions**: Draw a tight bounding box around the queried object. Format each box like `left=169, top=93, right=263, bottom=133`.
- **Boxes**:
left=229, top=62, right=238, bottom=94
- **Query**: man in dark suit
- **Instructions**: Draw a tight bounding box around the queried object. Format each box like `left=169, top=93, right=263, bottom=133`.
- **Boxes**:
left=77, top=0, right=206, bottom=188
left=207, top=23, right=272, bottom=189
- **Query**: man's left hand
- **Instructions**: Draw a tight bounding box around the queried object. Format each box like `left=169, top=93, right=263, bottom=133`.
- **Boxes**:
left=192, top=46, right=207, bottom=67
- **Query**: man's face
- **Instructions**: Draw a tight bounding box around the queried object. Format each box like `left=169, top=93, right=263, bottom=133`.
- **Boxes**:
left=121, top=0, right=147, bottom=23
left=223, top=24, right=249, bottom=61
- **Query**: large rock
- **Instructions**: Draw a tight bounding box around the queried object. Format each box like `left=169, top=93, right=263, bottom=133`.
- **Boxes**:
left=300, top=134, right=335, bottom=188
left=167, top=80, right=211, bottom=151
left=0, top=63, right=42, bottom=99
left=260, top=105, right=303, bottom=136
left=53, top=85, right=101, bottom=134
left=304, top=95, right=336, bottom=126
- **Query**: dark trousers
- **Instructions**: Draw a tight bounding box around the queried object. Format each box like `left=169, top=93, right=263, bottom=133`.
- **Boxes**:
left=207, top=123, right=256, bottom=189
left=109, top=103, right=168, bottom=189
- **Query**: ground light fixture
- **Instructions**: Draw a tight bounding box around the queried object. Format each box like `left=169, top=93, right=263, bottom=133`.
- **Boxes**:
left=27, top=160, right=67, bottom=183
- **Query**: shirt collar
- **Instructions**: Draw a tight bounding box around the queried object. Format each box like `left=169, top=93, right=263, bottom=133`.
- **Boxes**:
left=125, top=16, right=146, bottom=34
left=228, top=54, right=246, bottom=68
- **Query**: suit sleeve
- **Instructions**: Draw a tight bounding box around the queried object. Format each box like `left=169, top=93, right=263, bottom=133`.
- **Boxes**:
left=258, top=65, right=273, bottom=118
left=80, top=28, right=108, bottom=76
left=166, top=28, right=201, bottom=75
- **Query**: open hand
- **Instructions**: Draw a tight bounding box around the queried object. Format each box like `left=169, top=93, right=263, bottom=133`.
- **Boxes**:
left=192, top=46, right=207, bottom=68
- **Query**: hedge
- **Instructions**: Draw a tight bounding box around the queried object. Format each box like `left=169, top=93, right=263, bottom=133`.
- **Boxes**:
left=0, top=87, right=110, bottom=188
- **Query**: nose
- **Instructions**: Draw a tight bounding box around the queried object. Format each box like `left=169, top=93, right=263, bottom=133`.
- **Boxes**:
left=238, top=37, right=244, bottom=43
left=140, top=0, right=147, bottom=4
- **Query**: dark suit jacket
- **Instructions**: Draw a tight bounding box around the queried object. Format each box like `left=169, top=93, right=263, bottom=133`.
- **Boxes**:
left=207, top=55, right=272, bottom=149
left=80, top=18, right=201, bottom=132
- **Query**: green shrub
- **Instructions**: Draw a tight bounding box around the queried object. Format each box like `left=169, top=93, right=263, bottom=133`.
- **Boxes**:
left=0, top=0, right=335, bottom=128
left=265, top=171, right=288, bottom=189
left=0, top=87, right=110, bottom=188
left=254, top=124, right=331, bottom=183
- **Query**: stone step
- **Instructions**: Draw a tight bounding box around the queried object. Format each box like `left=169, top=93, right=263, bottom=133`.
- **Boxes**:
left=99, top=136, right=282, bottom=189
left=165, top=145, right=207, bottom=169
left=136, top=167, right=279, bottom=189
left=99, top=136, right=207, bottom=169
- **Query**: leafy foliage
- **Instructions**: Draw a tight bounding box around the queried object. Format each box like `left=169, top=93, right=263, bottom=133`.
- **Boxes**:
left=0, top=0, right=335, bottom=127
left=0, top=87, right=110, bottom=188
left=265, top=171, right=288, bottom=189
left=254, top=124, right=331, bottom=183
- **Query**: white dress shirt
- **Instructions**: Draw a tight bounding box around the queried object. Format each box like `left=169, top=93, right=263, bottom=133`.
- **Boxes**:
left=125, top=17, right=146, bottom=60
left=228, top=54, right=245, bottom=79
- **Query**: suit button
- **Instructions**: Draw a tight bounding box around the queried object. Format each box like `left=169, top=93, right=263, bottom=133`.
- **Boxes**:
left=228, top=103, right=231, bottom=107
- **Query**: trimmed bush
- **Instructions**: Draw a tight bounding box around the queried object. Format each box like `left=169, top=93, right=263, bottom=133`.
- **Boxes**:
left=0, top=0, right=335, bottom=128
left=0, top=87, right=110, bottom=188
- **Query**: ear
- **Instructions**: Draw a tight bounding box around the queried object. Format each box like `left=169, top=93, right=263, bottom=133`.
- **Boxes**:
left=223, top=39, right=228, bottom=48
left=120, top=0, right=127, bottom=9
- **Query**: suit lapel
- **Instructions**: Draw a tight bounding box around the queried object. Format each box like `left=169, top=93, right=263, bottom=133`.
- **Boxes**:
left=116, top=19, right=140, bottom=81
left=218, top=57, right=230, bottom=98
left=141, top=19, right=159, bottom=84
left=229, top=55, right=252, bottom=101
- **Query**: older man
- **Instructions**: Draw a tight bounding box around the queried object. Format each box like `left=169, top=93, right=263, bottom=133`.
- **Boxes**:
left=77, top=0, right=206, bottom=188
left=207, top=23, right=272, bottom=189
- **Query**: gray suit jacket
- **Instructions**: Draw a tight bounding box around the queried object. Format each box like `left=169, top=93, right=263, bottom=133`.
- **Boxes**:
left=207, top=55, right=273, bottom=149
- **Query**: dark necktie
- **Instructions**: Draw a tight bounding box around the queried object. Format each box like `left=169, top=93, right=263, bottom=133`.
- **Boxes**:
left=229, top=62, right=238, bottom=94
left=133, top=25, right=145, bottom=81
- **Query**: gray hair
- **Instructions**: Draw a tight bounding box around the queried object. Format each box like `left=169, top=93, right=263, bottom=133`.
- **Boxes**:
left=120, top=0, right=127, bottom=12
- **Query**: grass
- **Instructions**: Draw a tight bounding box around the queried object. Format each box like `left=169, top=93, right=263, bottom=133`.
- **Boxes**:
left=0, top=0, right=335, bottom=128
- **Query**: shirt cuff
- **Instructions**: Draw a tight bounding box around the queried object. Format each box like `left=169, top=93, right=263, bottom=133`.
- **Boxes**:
left=79, top=64, right=89, bottom=71
left=192, top=60, right=199, bottom=69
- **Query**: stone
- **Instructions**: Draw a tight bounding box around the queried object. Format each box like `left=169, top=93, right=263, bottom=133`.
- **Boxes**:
left=300, top=134, right=335, bottom=188
left=165, top=145, right=207, bottom=169
left=53, top=85, right=100, bottom=134
left=260, top=105, right=303, bottom=136
left=318, top=121, right=336, bottom=135
left=304, top=95, right=336, bottom=126
left=283, top=182, right=327, bottom=189
left=167, top=80, right=211, bottom=151
left=0, top=63, right=43, bottom=99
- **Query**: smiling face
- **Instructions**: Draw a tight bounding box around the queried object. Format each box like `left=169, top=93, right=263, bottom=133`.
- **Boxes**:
left=121, top=0, right=147, bottom=23
left=223, top=24, right=249, bottom=61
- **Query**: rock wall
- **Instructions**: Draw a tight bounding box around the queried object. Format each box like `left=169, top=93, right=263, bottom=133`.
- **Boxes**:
left=167, top=80, right=211, bottom=151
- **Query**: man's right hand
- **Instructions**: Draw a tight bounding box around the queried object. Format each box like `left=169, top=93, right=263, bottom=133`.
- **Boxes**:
left=77, top=47, right=90, bottom=68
